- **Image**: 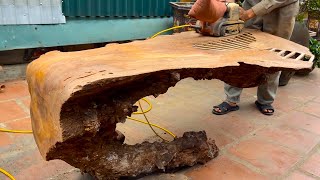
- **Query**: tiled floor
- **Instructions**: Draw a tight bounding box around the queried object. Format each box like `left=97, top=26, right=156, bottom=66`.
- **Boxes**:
left=1, top=69, right=320, bottom=180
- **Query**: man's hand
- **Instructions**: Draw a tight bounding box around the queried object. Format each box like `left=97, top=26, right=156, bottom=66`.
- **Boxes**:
left=239, top=7, right=256, bottom=21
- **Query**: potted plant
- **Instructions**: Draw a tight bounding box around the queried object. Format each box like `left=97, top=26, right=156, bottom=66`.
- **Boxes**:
left=302, top=0, right=320, bottom=37
left=309, top=38, right=320, bottom=67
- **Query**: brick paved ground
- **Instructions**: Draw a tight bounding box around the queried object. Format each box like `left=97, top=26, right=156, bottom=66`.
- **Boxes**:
left=1, top=69, right=320, bottom=180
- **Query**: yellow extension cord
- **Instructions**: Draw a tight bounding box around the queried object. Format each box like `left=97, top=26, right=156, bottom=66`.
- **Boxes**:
left=0, top=25, right=188, bottom=180
left=0, top=128, right=32, bottom=134
left=150, top=24, right=191, bottom=39
left=0, top=168, right=15, bottom=180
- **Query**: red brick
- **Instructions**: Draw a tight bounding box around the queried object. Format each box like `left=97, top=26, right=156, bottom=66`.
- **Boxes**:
left=14, top=160, right=76, bottom=180
left=254, top=125, right=320, bottom=154
left=186, top=156, right=268, bottom=180
left=287, top=172, right=316, bottom=180
left=21, top=97, right=30, bottom=109
left=1, top=148, right=39, bottom=170
left=204, top=114, right=259, bottom=138
left=0, top=81, right=29, bottom=101
left=228, top=139, right=300, bottom=176
left=3, top=117, right=33, bottom=144
left=278, top=111, right=320, bottom=135
left=0, top=101, right=28, bottom=123
left=299, top=101, right=320, bottom=118
left=300, top=152, right=320, bottom=177
left=272, top=96, right=305, bottom=113
left=2, top=150, right=75, bottom=180
left=293, top=71, right=320, bottom=86
left=0, top=133, right=12, bottom=146
left=205, top=130, right=234, bottom=148
left=276, top=82, right=318, bottom=102
left=5, top=117, right=32, bottom=131
left=231, top=100, right=285, bottom=123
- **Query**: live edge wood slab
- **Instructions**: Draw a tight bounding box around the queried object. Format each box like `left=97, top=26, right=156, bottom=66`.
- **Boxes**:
left=26, top=29, right=313, bottom=179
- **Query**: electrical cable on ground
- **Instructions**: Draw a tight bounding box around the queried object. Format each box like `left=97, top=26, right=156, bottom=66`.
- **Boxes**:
left=139, top=100, right=170, bottom=142
left=131, top=98, right=176, bottom=140
left=133, top=98, right=152, bottom=114
left=0, top=25, right=187, bottom=179
left=0, top=128, right=32, bottom=134
left=127, top=116, right=176, bottom=139
left=150, top=24, right=191, bottom=39
left=0, top=168, right=15, bottom=180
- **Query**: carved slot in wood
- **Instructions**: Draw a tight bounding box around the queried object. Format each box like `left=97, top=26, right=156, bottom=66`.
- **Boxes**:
left=193, top=32, right=256, bottom=51
left=270, top=48, right=314, bottom=62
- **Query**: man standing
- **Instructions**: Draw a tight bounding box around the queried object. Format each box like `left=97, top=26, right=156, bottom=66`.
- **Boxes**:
left=212, top=0, right=300, bottom=115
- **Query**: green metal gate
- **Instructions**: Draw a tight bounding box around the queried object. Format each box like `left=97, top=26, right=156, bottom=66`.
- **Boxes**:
left=1, top=0, right=178, bottom=51
left=62, top=0, right=179, bottom=17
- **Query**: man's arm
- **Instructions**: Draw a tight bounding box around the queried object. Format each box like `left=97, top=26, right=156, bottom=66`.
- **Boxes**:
left=239, top=8, right=256, bottom=21
left=251, top=0, right=297, bottom=16
left=239, top=0, right=298, bottom=21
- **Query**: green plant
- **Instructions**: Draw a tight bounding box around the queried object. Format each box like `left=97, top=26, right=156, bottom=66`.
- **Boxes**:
left=299, top=0, right=320, bottom=13
left=309, top=38, right=320, bottom=67
left=297, top=0, right=320, bottom=21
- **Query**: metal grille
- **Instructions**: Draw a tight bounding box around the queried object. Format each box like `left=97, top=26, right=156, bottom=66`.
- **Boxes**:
left=193, top=32, right=256, bottom=51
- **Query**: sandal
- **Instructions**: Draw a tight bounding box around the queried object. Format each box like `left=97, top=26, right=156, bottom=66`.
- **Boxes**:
left=212, top=102, right=239, bottom=115
left=255, top=101, right=274, bottom=116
